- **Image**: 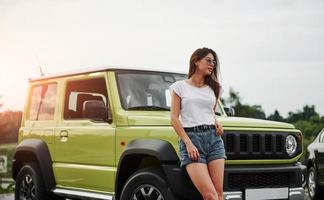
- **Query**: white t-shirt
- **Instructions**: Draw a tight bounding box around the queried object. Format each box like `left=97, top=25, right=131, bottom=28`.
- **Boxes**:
left=169, top=80, right=217, bottom=127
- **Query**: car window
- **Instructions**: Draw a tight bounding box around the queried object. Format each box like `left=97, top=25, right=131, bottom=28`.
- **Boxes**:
left=116, top=72, right=181, bottom=110
left=28, top=83, right=57, bottom=120
left=116, top=71, right=224, bottom=115
left=64, top=78, right=109, bottom=121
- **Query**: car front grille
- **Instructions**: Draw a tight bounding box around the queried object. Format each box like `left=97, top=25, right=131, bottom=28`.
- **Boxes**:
left=222, top=131, right=298, bottom=159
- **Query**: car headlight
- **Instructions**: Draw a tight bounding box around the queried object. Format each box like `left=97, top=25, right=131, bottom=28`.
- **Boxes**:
left=285, top=135, right=297, bottom=156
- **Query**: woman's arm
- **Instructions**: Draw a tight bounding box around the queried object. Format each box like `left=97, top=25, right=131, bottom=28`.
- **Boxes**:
left=170, top=91, right=191, bottom=144
left=170, top=91, right=199, bottom=161
left=213, top=99, right=224, bottom=136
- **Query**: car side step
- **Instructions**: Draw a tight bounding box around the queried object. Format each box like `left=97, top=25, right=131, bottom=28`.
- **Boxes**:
left=53, top=188, right=114, bottom=200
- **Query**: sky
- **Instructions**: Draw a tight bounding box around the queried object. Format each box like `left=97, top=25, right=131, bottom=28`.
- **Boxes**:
left=0, top=0, right=323, bottom=117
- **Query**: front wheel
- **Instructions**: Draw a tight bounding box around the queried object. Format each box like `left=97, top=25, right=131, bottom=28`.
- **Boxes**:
left=308, top=166, right=324, bottom=200
left=120, top=168, right=175, bottom=200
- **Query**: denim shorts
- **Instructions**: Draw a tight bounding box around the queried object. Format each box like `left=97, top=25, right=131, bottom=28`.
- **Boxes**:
left=179, top=126, right=227, bottom=168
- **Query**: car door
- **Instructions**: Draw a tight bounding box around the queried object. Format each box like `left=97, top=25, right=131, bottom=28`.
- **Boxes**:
left=53, top=74, right=116, bottom=193
left=315, top=129, right=324, bottom=184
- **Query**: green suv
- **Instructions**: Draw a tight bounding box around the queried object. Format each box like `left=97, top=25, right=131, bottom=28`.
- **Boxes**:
left=12, top=67, right=306, bottom=200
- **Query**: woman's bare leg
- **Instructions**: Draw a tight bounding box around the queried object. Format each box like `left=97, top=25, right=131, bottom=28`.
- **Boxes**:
left=207, top=159, right=225, bottom=200
left=186, top=163, right=219, bottom=200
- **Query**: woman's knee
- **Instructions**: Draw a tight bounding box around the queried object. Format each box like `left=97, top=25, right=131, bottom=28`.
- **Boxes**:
left=202, top=190, right=219, bottom=200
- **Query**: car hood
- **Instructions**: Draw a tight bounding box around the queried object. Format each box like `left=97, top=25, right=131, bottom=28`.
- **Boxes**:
left=127, top=113, right=295, bottom=129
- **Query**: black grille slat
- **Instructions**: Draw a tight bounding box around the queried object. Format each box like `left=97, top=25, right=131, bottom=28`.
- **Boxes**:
left=226, top=135, right=234, bottom=153
left=276, top=135, right=283, bottom=153
left=234, top=134, right=240, bottom=154
left=265, top=135, right=272, bottom=152
left=240, top=135, right=248, bottom=152
left=248, top=134, right=253, bottom=153
left=252, top=135, right=260, bottom=152
left=272, top=134, right=277, bottom=153
left=261, top=134, right=265, bottom=153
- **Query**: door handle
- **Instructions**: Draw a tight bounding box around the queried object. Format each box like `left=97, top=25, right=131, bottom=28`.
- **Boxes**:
left=59, top=130, right=69, bottom=142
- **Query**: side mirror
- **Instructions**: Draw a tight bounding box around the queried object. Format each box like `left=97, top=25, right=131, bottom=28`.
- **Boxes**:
left=224, top=106, right=235, bottom=116
left=83, top=100, right=109, bottom=122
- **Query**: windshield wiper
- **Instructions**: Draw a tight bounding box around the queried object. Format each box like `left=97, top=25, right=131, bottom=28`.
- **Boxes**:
left=127, top=106, right=170, bottom=111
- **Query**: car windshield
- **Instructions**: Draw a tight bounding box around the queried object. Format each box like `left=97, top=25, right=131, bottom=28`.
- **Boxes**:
left=116, top=70, right=223, bottom=115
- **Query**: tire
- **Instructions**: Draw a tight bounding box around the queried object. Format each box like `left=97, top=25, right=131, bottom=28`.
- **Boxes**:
left=120, top=168, right=176, bottom=200
left=15, top=162, right=51, bottom=200
left=308, top=166, right=324, bottom=200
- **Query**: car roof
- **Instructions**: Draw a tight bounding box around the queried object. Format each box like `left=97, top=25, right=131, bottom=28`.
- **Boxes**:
left=29, top=66, right=187, bottom=82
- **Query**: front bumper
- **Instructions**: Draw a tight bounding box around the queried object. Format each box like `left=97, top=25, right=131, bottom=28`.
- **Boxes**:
left=224, top=187, right=304, bottom=200
left=162, top=162, right=306, bottom=200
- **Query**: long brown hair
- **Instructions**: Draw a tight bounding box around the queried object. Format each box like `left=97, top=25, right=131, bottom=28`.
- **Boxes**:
left=188, top=47, right=221, bottom=99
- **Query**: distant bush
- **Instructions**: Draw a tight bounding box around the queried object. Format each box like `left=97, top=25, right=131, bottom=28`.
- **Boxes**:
left=0, top=111, right=21, bottom=145
left=0, top=143, right=16, bottom=194
left=0, top=182, right=15, bottom=194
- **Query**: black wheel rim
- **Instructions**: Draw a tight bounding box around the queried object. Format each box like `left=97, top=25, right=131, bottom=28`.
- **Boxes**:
left=19, top=174, right=36, bottom=200
left=308, top=170, right=316, bottom=198
left=132, top=184, right=164, bottom=200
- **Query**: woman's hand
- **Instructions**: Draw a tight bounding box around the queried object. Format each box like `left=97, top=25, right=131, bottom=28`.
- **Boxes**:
left=215, top=121, right=224, bottom=136
left=185, top=142, right=200, bottom=161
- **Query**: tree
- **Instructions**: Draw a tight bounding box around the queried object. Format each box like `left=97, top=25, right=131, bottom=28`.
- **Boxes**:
left=0, top=111, right=22, bottom=144
left=226, top=88, right=242, bottom=107
left=224, top=88, right=266, bottom=119
left=267, top=109, right=284, bottom=122
left=286, top=105, right=319, bottom=123
left=302, top=105, right=319, bottom=120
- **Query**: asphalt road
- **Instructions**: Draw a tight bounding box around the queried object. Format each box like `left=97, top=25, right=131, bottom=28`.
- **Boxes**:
left=0, top=194, right=75, bottom=200
left=0, top=194, right=13, bottom=200
left=0, top=191, right=311, bottom=200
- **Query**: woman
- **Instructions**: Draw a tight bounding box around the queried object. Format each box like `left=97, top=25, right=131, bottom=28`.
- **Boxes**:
left=169, top=47, right=226, bottom=200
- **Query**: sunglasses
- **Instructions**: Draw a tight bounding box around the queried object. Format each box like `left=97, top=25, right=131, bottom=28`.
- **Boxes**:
left=204, top=58, right=217, bottom=66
